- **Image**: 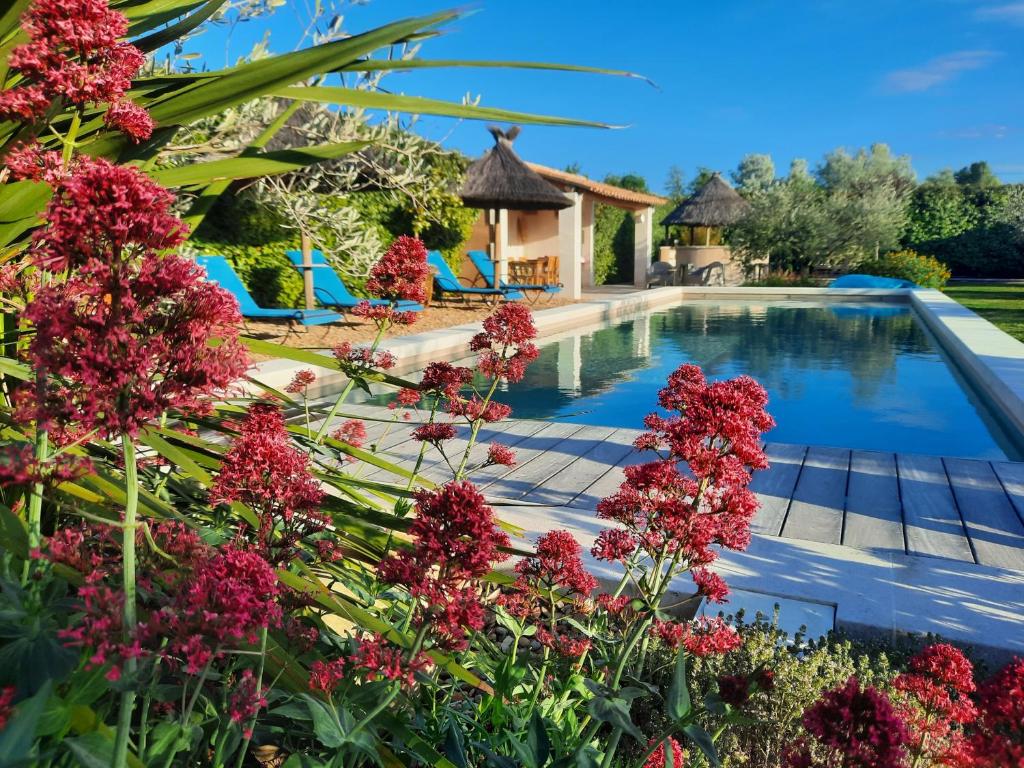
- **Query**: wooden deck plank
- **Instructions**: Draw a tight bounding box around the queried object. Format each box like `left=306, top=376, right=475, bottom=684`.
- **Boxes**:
left=520, top=428, right=642, bottom=506
left=567, top=445, right=650, bottom=511
left=844, top=450, right=904, bottom=551
left=751, top=443, right=807, bottom=537
left=993, top=461, right=1024, bottom=531
left=470, top=421, right=589, bottom=489
left=417, top=419, right=554, bottom=484
left=780, top=446, right=849, bottom=545
left=897, top=454, right=974, bottom=562
left=484, top=425, right=617, bottom=500
left=945, top=458, right=1024, bottom=570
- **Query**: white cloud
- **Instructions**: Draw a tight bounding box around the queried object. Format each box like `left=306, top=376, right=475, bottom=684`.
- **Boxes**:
left=883, top=50, right=999, bottom=92
left=975, top=3, right=1024, bottom=25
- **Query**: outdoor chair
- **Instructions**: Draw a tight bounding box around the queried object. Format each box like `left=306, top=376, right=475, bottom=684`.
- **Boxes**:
left=426, top=251, right=524, bottom=304
left=467, top=251, right=560, bottom=304
left=196, top=255, right=342, bottom=331
left=646, top=261, right=676, bottom=288
left=285, top=249, right=425, bottom=316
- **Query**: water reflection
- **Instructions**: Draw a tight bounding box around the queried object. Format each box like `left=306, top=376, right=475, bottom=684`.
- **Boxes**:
left=366, top=301, right=1020, bottom=460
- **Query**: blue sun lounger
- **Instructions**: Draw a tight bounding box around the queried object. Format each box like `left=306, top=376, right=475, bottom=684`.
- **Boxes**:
left=467, top=250, right=561, bottom=301
left=196, top=255, right=341, bottom=327
left=426, top=251, right=524, bottom=302
left=286, top=249, right=424, bottom=314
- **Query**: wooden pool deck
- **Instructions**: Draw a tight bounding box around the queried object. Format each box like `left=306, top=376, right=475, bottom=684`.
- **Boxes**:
left=338, top=404, right=1024, bottom=573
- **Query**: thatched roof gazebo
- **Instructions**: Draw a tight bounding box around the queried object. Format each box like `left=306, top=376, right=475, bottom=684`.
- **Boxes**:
left=460, top=126, right=573, bottom=211
left=661, top=173, right=750, bottom=245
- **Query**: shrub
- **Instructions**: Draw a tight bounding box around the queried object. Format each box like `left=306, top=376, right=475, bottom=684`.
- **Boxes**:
left=189, top=239, right=304, bottom=308
left=743, top=270, right=823, bottom=287
left=860, top=248, right=951, bottom=288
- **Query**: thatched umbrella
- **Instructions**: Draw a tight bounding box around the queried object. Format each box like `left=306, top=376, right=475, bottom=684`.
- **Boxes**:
left=460, top=126, right=571, bottom=281
left=661, top=173, right=750, bottom=245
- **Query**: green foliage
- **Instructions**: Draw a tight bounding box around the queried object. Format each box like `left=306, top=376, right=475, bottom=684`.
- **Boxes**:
left=592, top=173, right=655, bottom=285
left=861, top=249, right=951, bottom=288
left=954, top=161, right=1001, bottom=188
left=732, top=154, right=775, bottom=194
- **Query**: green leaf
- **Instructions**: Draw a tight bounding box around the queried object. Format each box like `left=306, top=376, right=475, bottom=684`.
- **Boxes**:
left=527, top=710, right=552, bottom=768
left=301, top=695, right=346, bottom=749
left=682, top=724, right=720, bottom=768
left=443, top=720, right=469, bottom=768
left=64, top=731, right=118, bottom=768
left=667, top=647, right=691, bottom=721
left=0, top=679, right=52, bottom=767
left=132, top=0, right=228, bottom=51
left=586, top=695, right=643, bottom=743
left=270, top=86, right=618, bottom=129
left=147, top=141, right=370, bottom=188
left=338, top=58, right=656, bottom=88
left=0, top=504, right=28, bottom=558
left=138, top=429, right=212, bottom=485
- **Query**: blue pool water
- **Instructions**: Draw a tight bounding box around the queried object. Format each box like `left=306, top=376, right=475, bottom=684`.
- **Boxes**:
left=438, top=301, right=1022, bottom=460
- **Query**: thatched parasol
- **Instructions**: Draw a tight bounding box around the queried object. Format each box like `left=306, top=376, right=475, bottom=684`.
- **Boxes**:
left=460, top=126, right=573, bottom=211
left=661, top=173, right=750, bottom=245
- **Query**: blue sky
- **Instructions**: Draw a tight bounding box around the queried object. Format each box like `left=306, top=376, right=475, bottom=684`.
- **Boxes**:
left=184, top=0, right=1024, bottom=194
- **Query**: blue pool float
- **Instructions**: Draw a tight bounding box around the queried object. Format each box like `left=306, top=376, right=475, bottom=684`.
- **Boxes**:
left=828, top=274, right=917, bottom=289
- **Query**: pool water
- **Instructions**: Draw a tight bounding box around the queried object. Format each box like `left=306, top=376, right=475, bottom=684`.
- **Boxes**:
left=446, top=301, right=1022, bottom=460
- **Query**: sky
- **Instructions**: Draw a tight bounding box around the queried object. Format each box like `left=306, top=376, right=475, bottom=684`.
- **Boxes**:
left=182, top=0, right=1024, bottom=195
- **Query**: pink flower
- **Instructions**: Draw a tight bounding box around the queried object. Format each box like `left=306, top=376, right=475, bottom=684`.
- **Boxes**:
left=652, top=616, right=741, bottom=657
left=332, top=419, right=367, bottom=449
left=968, top=657, right=1024, bottom=768
left=228, top=669, right=267, bottom=737
left=692, top=568, right=729, bottom=604
left=420, top=361, right=473, bottom=399
left=535, top=626, right=591, bottom=658
left=365, top=236, right=430, bottom=305
left=469, top=303, right=539, bottom=383
left=103, top=99, right=155, bottom=142
left=351, top=301, right=418, bottom=328
left=591, top=528, right=636, bottom=562
left=285, top=369, right=317, bottom=394
left=514, top=530, right=598, bottom=598
left=716, top=674, right=751, bottom=708
left=412, top=422, right=457, bottom=445
left=394, top=387, right=421, bottom=407
left=5, top=141, right=66, bottom=183
left=0, top=0, right=144, bottom=122
left=0, top=442, right=91, bottom=488
left=596, top=593, right=631, bottom=615
left=0, top=686, right=15, bottom=731
left=212, top=404, right=326, bottom=564
left=485, top=443, right=516, bottom=467
left=643, top=737, right=686, bottom=768
left=785, top=677, right=910, bottom=768
left=332, top=342, right=396, bottom=372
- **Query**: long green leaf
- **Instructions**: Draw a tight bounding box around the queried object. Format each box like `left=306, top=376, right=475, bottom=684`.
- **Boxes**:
left=131, top=0, right=229, bottom=52
left=339, top=58, right=657, bottom=88
left=138, top=428, right=212, bottom=485
left=270, top=86, right=618, bottom=129
left=148, top=141, right=370, bottom=187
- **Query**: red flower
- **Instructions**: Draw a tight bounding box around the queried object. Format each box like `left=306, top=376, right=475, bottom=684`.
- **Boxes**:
left=365, top=236, right=430, bottom=305
left=969, top=657, right=1024, bottom=767
left=643, top=737, right=686, bottom=768
left=212, top=404, right=326, bottom=564
left=0, top=442, right=91, bottom=488
left=5, top=141, right=66, bottom=183
left=596, top=593, right=631, bottom=615
left=394, top=387, right=421, bottom=407
left=535, top=626, right=591, bottom=658
left=332, top=342, right=396, bottom=372
left=785, top=677, right=910, bottom=768
left=351, top=301, right=418, bottom=328
left=0, top=686, right=15, bottom=731
left=591, top=528, right=637, bottom=562
left=412, top=422, right=457, bottom=445
left=469, top=303, right=539, bottom=383
left=310, top=634, right=431, bottom=694
left=485, top=443, right=516, bottom=467
left=420, top=361, right=473, bottom=398
left=692, top=568, right=729, bottom=603
left=448, top=396, right=511, bottom=423
left=514, top=530, right=598, bottom=598
left=0, top=0, right=144, bottom=123
left=228, top=669, right=267, bottom=737
left=285, top=369, right=317, bottom=394
left=103, top=99, right=154, bottom=142
left=653, top=616, right=742, bottom=657
left=379, top=481, right=510, bottom=652
left=717, top=674, right=751, bottom=708
left=332, top=419, right=367, bottom=449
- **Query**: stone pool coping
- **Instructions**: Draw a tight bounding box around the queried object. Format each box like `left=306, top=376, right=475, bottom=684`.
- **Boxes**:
left=251, top=286, right=1024, bottom=442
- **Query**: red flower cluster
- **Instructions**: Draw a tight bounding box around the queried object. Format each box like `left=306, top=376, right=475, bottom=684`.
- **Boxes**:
left=717, top=674, right=751, bottom=708
left=228, top=669, right=267, bottom=738
left=18, top=158, right=247, bottom=439
left=0, top=442, right=91, bottom=489
left=420, top=362, right=472, bottom=399
left=0, top=686, right=15, bottom=731
left=332, top=342, right=396, bottom=372
left=485, top=443, right=516, bottom=468
left=212, top=404, right=326, bottom=564
left=652, top=616, right=742, bottom=657
left=970, top=657, right=1024, bottom=767
left=5, top=142, right=67, bottom=184
left=412, top=422, right=457, bottom=446
left=643, top=737, right=686, bottom=768
left=378, top=481, right=510, bottom=651
left=892, top=644, right=977, bottom=767
left=285, top=369, right=317, bottom=395
left=469, top=303, right=539, bottom=383
left=365, top=236, right=430, bottom=305
left=309, top=633, right=431, bottom=694
left=0, top=0, right=153, bottom=140
left=692, top=568, right=730, bottom=604
left=591, top=528, right=636, bottom=563
left=351, top=301, right=417, bottom=328
left=785, top=677, right=910, bottom=768
left=500, top=530, right=597, bottom=658
left=448, top=397, right=511, bottom=424
left=332, top=419, right=367, bottom=449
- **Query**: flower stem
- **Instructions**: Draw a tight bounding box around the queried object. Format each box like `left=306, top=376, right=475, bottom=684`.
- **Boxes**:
left=233, top=628, right=268, bottom=768
left=112, top=435, right=140, bottom=768
left=315, top=325, right=387, bottom=443
left=454, top=375, right=501, bottom=480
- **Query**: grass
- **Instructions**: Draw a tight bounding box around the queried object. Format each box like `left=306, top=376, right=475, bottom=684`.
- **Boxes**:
left=943, top=283, right=1024, bottom=342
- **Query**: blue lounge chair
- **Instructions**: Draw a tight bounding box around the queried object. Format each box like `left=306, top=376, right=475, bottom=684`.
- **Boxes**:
left=467, top=251, right=561, bottom=303
left=196, top=255, right=342, bottom=327
left=426, top=251, right=524, bottom=303
left=286, top=250, right=424, bottom=314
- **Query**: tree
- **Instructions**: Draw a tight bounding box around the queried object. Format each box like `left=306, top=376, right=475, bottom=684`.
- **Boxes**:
left=732, top=153, right=775, bottom=194
left=564, top=161, right=584, bottom=175
left=788, top=158, right=811, bottom=181
left=688, top=167, right=717, bottom=195
left=954, top=161, right=1001, bottom=187
left=665, top=164, right=687, bottom=201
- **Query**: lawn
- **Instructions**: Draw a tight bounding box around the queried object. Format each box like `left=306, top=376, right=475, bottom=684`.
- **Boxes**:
left=943, top=283, right=1024, bottom=342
